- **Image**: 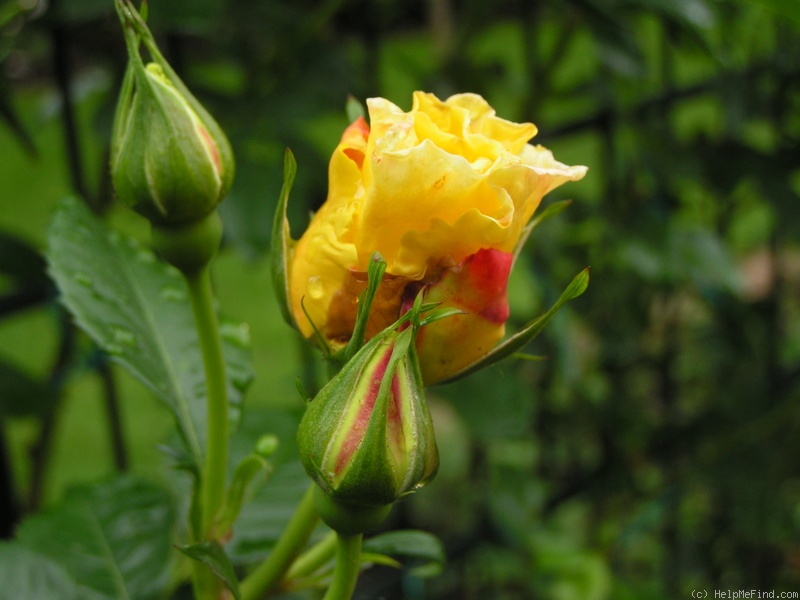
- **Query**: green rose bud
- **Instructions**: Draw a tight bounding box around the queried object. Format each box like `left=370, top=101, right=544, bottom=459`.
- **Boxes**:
left=297, top=324, right=439, bottom=532
left=110, top=1, right=234, bottom=225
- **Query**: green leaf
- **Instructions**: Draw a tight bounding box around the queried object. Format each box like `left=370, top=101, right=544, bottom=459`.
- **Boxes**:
left=345, top=95, right=366, bottom=123
left=46, top=196, right=252, bottom=470
left=15, top=476, right=175, bottom=600
left=437, top=268, right=590, bottom=385
left=177, top=541, right=241, bottom=600
left=0, top=544, right=80, bottom=600
left=0, top=359, right=58, bottom=418
left=362, top=530, right=446, bottom=577
left=227, top=461, right=316, bottom=565
left=215, top=454, right=272, bottom=538
left=271, top=149, right=298, bottom=330
left=359, top=552, right=402, bottom=569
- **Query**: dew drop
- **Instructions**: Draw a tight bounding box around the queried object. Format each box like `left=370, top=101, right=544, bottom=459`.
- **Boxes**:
left=72, top=224, right=92, bottom=239
left=220, top=322, right=250, bottom=348
left=136, top=249, right=156, bottom=264
left=307, top=276, right=324, bottom=300
left=110, top=326, right=137, bottom=347
left=73, top=271, right=93, bottom=287
left=160, top=286, right=186, bottom=302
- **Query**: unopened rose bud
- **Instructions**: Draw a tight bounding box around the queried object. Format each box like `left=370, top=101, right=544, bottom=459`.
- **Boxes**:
left=297, top=325, right=438, bottom=532
left=111, top=5, right=234, bottom=225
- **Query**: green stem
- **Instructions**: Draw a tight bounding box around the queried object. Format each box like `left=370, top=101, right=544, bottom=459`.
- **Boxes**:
left=323, top=533, right=363, bottom=600
left=240, top=484, right=320, bottom=600
left=286, top=531, right=337, bottom=580
left=185, top=266, right=229, bottom=538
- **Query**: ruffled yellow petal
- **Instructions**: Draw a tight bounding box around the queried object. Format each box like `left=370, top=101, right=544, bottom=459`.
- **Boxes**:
left=358, top=139, right=513, bottom=277
left=289, top=120, right=371, bottom=339
left=411, top=92, right=537, bottom=158
left=289, top=210, right=356, bottom=342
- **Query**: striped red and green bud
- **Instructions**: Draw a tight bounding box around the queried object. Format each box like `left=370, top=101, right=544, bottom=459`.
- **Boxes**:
left=297, top=323, right=438, bottom=520
left=110, top=0, right=234, bottom=226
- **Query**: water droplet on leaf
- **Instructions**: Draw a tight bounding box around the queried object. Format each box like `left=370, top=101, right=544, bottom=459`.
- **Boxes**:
left=110, top=326, right=137, bottom=347
left=136, top=249, right=156, bottom=264
left=73, top=271, right=93, bottom=287
left=220, top=322, right=250, bottom=348
left=160, top=286, right=186, bottom=302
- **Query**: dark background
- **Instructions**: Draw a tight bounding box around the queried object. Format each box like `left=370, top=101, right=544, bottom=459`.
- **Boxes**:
left=1, top=0, right=799, bottom=598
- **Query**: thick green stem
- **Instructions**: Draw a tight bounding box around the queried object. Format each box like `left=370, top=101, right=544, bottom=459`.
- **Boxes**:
left=323, top=533, right=363, bottom=600
left=185, top=266, right=230, bottom=538
left=240, top=485, right=319, bottom=600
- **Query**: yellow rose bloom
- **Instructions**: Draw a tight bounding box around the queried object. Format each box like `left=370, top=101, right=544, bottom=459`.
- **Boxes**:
left=289, top=91, right=587, bottom=384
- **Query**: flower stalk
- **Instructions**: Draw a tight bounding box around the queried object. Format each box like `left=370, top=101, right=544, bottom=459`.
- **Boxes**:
left=110, top=2, right=240, bottom=597
left=240, top=485, right=320, bottom=600
left=185, top=265, right=229, bottom=538
left=322, top=533, right=363, bottom=600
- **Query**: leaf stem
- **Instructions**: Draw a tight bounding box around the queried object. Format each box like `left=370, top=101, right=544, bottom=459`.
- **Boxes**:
left=185, top=266, right=229, bottom=538
left=240, top=484, right=319, bottom=600
left=323, top=533, right=363, bottom=600
left=286, top=531, right=337, bottom=580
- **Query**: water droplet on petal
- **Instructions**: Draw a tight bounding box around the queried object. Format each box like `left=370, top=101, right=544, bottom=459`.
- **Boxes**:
left=307, top=276, right=324, bottom=300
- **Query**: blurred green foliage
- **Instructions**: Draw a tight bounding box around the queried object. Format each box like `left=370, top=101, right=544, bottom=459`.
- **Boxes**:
left=1, top=0, right=799, bottom=598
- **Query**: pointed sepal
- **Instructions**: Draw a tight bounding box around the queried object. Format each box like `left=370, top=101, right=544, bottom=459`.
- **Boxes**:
left=436, top=267, right=590, bottom=385
left=271, top=148, right=299, bottom=329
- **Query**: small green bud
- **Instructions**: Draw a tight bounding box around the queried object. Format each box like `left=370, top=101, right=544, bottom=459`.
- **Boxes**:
left=297, top=324, right=439, bottom=527
left=111, top=3, right=234, bottom=225
left=254, top=434, right=280, bottom=458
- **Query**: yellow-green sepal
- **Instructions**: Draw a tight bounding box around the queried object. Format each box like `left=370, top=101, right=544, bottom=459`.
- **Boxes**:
left=270, top=149, right=298, bottom=330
